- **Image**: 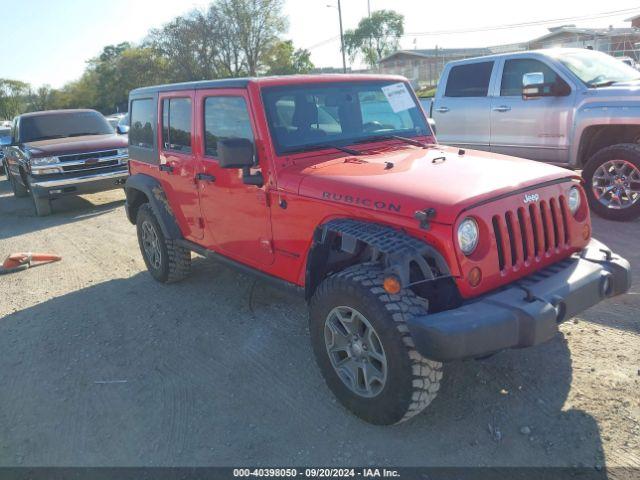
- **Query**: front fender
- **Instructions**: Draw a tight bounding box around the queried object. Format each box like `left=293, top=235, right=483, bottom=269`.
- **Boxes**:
left=124, top=174, right=183, bottom=240
left=572, top=104, right=640, bottom=167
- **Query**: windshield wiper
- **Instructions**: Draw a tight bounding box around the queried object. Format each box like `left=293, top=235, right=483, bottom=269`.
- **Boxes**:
left=354, top=134, right=428, bottom=148
left=288, top=143, right=363, bottom=156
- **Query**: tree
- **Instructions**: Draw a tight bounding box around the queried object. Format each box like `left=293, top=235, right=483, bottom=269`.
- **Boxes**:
left=264, top=40, right=314, bottom=75
left=343, top=10, right=404, bottom=67
left=215, top=0, right=288, bottom=76
left=0, top=79, right=30, bottom=119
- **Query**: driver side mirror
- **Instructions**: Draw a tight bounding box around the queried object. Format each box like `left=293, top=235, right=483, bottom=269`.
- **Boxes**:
left=522, top=72, right=545, bottom=99
left=218, top=138, right=255, bottom=169
left=218, top=138, right=263, bottom=187
left=116, top=125, right=129, bottom=135
left=0, top=135, right=13, bottom=147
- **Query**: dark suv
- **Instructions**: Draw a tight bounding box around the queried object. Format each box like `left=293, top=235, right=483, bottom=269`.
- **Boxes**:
left=2, top=109, right=129, bottom=215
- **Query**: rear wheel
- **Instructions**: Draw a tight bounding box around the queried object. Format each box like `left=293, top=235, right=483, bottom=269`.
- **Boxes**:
left=583, top=143, right=640, bottom=221
left=136, top=204, right=191, bottom=283
left=309, top=263, right=442, bottom=425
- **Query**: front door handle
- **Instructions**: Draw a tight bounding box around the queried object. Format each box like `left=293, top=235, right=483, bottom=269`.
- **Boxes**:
left=436, top=106, right=449, bottom=113
left=195, top=173, right=216, bottom=183
left=159, top=164, right=174, bottom=173
left=492, top=105, right=511, bottom=112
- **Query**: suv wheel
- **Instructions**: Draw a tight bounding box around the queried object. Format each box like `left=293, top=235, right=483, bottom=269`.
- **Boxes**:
left=136, top=204, right=191, bottom=283
left=7, top=167, right=28, bottom=198
left=583, top=143, right=640, bottom=221
left=309, top=263, right=442, bottom=425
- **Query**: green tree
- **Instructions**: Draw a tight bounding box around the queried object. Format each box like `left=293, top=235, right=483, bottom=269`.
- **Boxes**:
left=343, top=10, right=404, bottom=67
left=0, top=79, right=30, bottom=119
left=264, top=40, right=314, bottom=75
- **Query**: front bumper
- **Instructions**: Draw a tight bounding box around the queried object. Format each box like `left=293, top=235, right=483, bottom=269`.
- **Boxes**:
left=30, top=169, right=128, bottom=198
left=407, top=239, right=631, bottom=362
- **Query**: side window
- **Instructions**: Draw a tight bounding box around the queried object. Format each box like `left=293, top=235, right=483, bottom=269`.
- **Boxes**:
left=129, top=98, right=155, bottom=149
left=444, top=62, right=494, bottom=97
left=500, top=59, right=568, bottom=96
left=204, top=97, right=254, bottom=157
left=161, top=97, right=192, bottom=153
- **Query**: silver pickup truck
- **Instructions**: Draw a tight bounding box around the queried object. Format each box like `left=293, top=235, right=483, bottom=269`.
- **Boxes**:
left=431, top=48, right=640, bottom=221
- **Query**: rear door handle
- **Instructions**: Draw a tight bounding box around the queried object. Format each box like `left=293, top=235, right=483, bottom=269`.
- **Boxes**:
left=159, top=164, right=174, bottom=173
left=436, top=106, right=449, bottom=113
left=195, top=173, right=216, bottom=183
left=492, top=105, right=511, bottom=112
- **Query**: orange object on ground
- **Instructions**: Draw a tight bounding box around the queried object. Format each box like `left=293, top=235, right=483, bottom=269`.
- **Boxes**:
left=0, top=252, right=62, bottom=274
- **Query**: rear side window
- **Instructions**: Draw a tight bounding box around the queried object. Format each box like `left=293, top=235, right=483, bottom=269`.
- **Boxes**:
left=161, top=97, right=192, bottom=153
left=204, top=97, right=254, bottom=157
left=130, top=99, right=155, bottom=149
left=445, top=62, right=494, bottom=97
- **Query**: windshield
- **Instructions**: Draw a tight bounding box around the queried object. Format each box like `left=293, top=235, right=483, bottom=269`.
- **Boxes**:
left=20, top=111, right=114, bottom=143
left=262, top=81, right=430, bottom=155
left=554, top=49, right=640, bottom=87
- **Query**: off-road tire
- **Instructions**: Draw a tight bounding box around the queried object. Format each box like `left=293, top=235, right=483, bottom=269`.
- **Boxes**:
left=31, top=190, right=52, bottom=216
left=583, top=143, right=640, bottom=221
left=7, top=167, right=28, bottom=197
left=136, top=203, right=191, bottom=283
left=309, top=263, right=442, bottom=425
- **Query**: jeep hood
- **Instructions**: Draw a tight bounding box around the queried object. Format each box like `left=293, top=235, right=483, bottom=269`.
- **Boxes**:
left=25, top=134, right=127, bottom=157
left=290, top=145, right=579, bottom=225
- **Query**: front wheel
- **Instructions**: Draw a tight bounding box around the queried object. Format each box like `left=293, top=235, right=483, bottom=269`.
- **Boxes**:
left=309, top=264, right=442, bottom=425
left=583, top=144, right=640, bottom=221
left=7, top=167, right=28, bottom=197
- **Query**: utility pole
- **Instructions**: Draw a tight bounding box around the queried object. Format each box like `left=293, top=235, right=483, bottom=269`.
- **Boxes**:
left=367, top=0, right=371, bottom=16
left=338, top=0, right=347, bottom=73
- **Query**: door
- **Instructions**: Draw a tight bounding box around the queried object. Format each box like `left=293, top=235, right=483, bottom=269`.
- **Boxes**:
left=490, top=58, right=575, bottom=163
left=432, top=61, right=495, bottom=151
left=157, top=92, right=204, bottom=240
left=194, top=89, right=274, bottom=267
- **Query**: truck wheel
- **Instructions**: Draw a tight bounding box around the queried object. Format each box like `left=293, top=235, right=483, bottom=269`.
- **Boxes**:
left=7, top=167, right=28, bottom=198
left=31, top=190, right=52, bottom=216
left=309, top=263, right=442, bottom=425
left=583, top=143, right=640, bottom=221
left=136, top=204, right=191, bottom=283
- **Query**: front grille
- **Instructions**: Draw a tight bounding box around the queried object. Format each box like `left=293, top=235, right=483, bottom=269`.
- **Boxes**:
left=58, top=150, right=119, bottom=163
left=492, top=195, right=571, bottom=272
left=61, top=160, right=120, bottom=172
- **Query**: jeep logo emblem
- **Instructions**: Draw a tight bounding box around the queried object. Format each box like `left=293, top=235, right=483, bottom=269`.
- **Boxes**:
left=523, top=193, right=540, bottom=204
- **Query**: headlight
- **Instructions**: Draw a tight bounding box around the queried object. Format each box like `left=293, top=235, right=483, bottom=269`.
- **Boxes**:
left=31, top=156, right=59, bottom=166
left=457, top=217, right=479, bottom=255
left=117, top=148, right=129, bottom=157
left=568, top=186, right=581, bottom=215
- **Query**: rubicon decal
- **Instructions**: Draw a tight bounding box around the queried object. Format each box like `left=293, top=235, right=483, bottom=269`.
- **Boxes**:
left=523, top=193, right=540, bottom=204
left=322, top=192, right=401, bottom=212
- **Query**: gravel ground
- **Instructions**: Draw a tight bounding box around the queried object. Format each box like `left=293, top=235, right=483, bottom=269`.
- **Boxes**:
left=0, top=176, right=638, bottom=472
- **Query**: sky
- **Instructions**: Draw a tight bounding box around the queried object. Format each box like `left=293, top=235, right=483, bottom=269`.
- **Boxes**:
left=2, top=0, right=640, bottom=88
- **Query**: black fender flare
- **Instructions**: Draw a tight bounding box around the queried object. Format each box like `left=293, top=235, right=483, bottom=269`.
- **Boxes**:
left=124, top=174, right=182, bottom=240
left=305, top=218, right=451, bottom=301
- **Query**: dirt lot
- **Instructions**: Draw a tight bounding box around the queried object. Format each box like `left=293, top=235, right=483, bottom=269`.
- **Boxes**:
left=0, top=175, right=638, bottom=472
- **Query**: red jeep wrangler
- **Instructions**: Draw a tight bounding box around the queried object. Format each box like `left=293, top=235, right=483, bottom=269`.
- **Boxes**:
left=124, top=75, right=630, bottom=425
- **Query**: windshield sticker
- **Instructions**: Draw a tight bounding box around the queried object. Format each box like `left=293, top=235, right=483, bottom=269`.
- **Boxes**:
left=381, top=82, right=415, bottom=113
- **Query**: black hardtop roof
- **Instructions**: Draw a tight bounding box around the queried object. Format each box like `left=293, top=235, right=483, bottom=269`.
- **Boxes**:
left=130, top=78, right=251, bottom=96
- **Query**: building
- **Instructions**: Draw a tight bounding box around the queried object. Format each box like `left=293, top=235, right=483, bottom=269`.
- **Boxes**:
left=376, top=17, right=640, bottom=87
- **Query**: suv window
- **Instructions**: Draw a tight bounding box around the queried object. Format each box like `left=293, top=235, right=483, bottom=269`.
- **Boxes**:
left=500, top=59, right=568, bottom=96
left=162, top=98, right=192, bottom=153
left=204, top=97, right=254, bottom=157
left=130, top=99, right=155, bottom=149
left=445, top=62, right=494, bottom=97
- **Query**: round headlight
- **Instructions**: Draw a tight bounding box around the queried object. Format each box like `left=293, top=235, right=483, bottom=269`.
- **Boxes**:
left=458, top=217, right=479, bottom=255
left=568, top=186, right=581, bottom=215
